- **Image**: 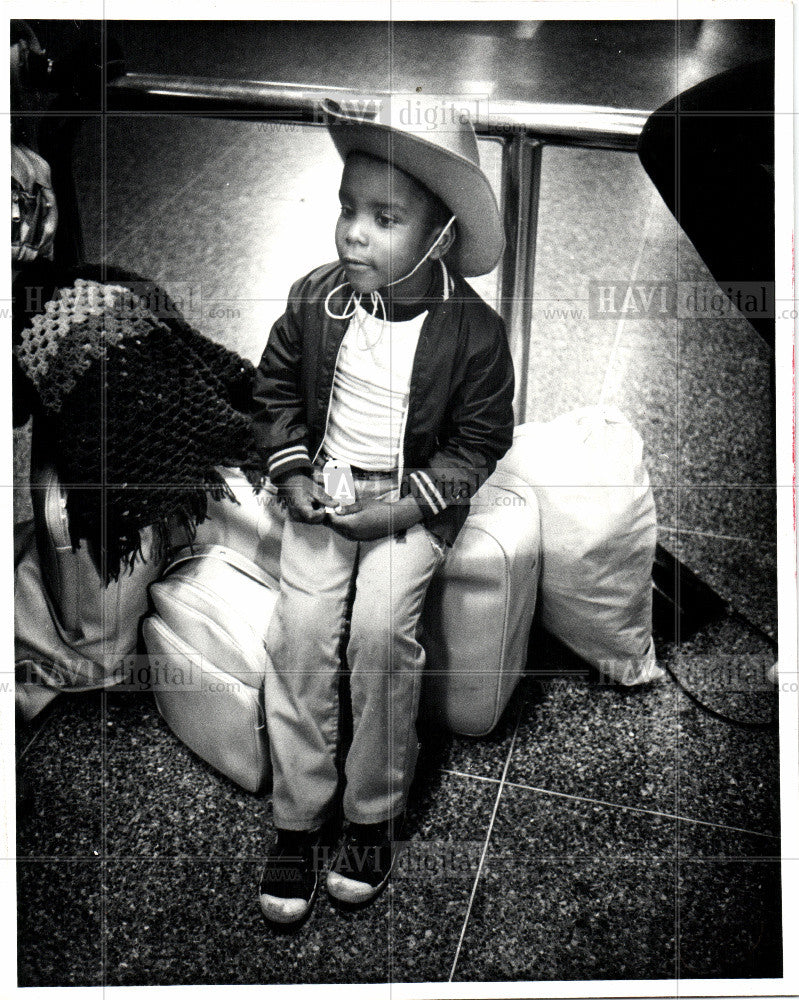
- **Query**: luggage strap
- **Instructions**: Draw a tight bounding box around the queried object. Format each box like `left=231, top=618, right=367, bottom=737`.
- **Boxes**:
left=165, top=543, right=275, bottom=590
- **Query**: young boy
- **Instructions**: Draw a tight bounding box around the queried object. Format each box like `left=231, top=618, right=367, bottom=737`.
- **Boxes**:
left=251, top=95, right=515, bottom=923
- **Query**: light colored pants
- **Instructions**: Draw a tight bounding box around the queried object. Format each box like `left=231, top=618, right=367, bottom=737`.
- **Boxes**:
left=264, top=476, right=447, bottom=830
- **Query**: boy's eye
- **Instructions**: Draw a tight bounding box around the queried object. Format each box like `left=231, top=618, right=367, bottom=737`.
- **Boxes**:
left=339, top=204, right=354, bottom=219
left=376, top=212, right=397, bottom=228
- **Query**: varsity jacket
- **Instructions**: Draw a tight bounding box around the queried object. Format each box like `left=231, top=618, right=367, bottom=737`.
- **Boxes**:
left=251, top=261, right=515, bottom=544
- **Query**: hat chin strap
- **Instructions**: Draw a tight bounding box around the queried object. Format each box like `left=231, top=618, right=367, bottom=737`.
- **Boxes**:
left=324, top=215, right=456, bottom=340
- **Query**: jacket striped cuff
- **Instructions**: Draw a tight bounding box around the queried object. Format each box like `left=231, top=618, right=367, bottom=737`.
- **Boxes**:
left=268, top=444, right=313, bottom=481
left=408, top=469, right=448, bottom=518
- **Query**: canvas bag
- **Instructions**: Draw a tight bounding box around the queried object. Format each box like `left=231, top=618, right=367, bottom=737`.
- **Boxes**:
left=15, top=462, right=166, bottom=721
left=498, top=406, right=662, bottom=685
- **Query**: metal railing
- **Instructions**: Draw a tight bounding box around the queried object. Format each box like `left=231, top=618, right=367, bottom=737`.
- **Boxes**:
left=107, top=73, right=649, bottom=420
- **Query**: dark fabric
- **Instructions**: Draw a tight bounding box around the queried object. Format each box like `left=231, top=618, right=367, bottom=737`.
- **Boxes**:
left=251, top=261, right=516, bottom=545
left=638, top=59, right=774, bottom=348
left=13, top=262, right=262, bottom=580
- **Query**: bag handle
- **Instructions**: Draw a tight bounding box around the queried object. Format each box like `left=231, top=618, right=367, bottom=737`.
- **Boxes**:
left=165, top=544, right=275, bottom=590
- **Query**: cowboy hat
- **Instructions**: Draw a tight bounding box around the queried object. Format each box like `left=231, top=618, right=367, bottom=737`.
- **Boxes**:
left=324, top=95, right=505, bottom=277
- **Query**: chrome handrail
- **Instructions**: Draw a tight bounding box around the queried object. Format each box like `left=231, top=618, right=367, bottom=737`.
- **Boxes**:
left=107, top=72, right=650, bottom=418
left=108, top=73, right=647, bottom=151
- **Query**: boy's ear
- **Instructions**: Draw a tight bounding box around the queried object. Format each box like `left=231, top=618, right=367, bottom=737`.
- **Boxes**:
left=429, top=220, right=457, bottom=261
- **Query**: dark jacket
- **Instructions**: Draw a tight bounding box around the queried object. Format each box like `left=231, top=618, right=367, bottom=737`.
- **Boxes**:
left=251, top=261, right=515, bottom=544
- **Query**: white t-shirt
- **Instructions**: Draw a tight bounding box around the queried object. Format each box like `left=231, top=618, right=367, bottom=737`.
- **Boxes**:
left=322, top=301, right=427, bottom=470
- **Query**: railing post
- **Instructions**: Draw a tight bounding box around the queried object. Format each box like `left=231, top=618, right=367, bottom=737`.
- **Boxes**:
left=500, top=135, right=543, bottom=424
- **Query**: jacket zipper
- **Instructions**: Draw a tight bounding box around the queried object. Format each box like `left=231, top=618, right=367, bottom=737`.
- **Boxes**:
left=312, top=324, right=348, bottom=466
left=398, top=262, right=449, bottom=494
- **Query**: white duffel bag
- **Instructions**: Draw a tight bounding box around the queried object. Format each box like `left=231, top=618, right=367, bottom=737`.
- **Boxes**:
left=422, top=469, right=541, bottom=735
left=498, top=406, right=662, bottom=685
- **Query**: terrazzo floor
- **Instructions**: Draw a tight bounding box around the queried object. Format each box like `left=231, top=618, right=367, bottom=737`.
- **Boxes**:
left=13, top=17, right=783, bottom=989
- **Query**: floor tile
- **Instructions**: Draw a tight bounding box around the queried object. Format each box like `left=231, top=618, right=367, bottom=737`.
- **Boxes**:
left=103, top=857, right=463, bottom=987
left=676, top=816, right=780, bottom=861
left=16, top=860, right=104, bottom=987
left=676, top=859, right=783, bottom=979
left=454, top=855, right=676, bottom=981
left=16, top=693, right=104, bottom=858
left=453, top=785, right=678, bottom=981
left=511, top=643, right=681, bottom=817
left=517, top=631, right=779, bottom=836
left=384, top=771, right=497, bottom=983
left=408, top=738, right=502, bottom=830
left=103, top=859, right=313, bottom=986
left=492, top=781, right=678, bottom=860
left=102, top=685, right=502, bottom=860
left=102, top=690, right=270, bottom=859
left=451, top=784, right=781, bottom=982
left=671, top=697, right=780, bottom=838
left=660, top=610, right=778, bottom=724
left=660, top=525, right=777, bottom=637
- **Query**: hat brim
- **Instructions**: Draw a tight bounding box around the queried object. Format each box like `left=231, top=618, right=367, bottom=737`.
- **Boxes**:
left=326, top=105, right=505, bottom=278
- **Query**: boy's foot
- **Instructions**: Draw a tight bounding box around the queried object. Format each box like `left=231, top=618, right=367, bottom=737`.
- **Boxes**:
left=258, top=827, right=323, bottom=924
left=326, top=819, right=395, bottom=905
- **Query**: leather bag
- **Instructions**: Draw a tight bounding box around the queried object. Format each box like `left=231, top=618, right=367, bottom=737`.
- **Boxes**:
left=421, top=469, right=542, bottom=735
left=143, top=542, right=278, bottom=793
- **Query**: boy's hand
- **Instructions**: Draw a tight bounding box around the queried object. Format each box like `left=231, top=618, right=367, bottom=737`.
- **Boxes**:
left=277, top=472, right=335, bottom=524
left=327, top=496, right=423, bottom=541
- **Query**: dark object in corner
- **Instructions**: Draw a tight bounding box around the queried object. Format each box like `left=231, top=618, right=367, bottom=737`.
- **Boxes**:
left=651, top=542, right=728, bottom=641
left=638, top=59, right=774, bottom=348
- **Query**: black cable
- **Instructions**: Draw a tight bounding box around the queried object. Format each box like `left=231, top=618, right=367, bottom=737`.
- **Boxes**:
left=662, top=606, right=778, bottom=732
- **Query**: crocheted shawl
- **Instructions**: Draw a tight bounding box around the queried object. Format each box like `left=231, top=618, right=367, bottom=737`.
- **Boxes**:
left=14, top=265, right=263, bottom=580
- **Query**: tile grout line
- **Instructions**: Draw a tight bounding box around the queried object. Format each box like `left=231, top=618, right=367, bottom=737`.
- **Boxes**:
left=447, top=709, right=523, bottom=983
left=658, top=525, right=777, bottom=545
left=598, top=187, right=657, bottom=408
left=16, top=704, right=64, bottom=764
left=439, top=768, right=780, bottom=841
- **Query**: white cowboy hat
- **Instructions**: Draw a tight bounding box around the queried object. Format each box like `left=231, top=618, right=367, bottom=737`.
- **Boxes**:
left=324, top=95, right=505, bottom=277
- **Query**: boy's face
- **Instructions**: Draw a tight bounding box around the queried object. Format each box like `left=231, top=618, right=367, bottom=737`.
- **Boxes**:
left=335, top=153, right=441, bottom=296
